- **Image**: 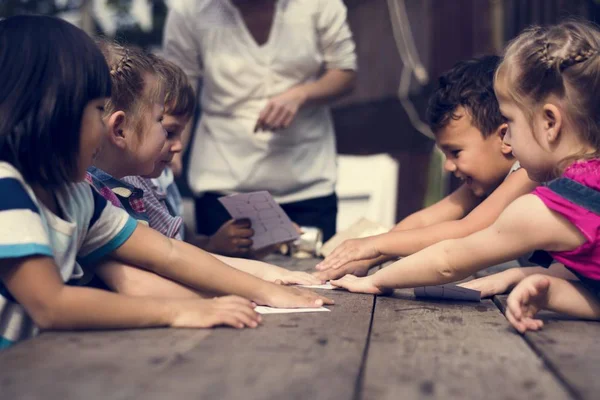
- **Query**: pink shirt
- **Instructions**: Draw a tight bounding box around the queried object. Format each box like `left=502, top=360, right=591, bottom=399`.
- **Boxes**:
left=533, top=159, right=600, bottom=280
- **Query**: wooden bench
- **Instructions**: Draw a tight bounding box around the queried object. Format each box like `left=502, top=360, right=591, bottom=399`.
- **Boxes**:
left=0, top=255, right=598, bottom=399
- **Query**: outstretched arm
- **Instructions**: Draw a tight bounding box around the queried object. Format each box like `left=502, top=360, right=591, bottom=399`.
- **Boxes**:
left=332, top=194, right=586, bottom=293
left=317, top=169, right=538, bottom=272
left=111, top=224, right=333, bottom=308
left=0, top=256, right=260, bottom=331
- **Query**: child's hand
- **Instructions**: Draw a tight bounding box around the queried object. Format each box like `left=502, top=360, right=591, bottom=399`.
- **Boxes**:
left=262, top=286, right=334, bottom=308
left=330, top=275, right=391, bottom=295
left=313, top=259, right=372, bottom=281
left=315, top=238, right=381, bottom=271
left=505, top=275, right=550, bottom=333
left=263, top=269, right=322, bottom=286
left=458, top=270, right=518, bottom=298
left=170, top=295, right=261, bottom=329
left=208, top=219, right=254, bottom=257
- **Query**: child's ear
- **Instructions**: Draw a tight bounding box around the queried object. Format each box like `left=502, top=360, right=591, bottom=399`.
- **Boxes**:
left=542, top=103, right=562, bottom=144
left=495, top=123, right=513, bottom=155
left=106, top=111, right=128, bottom=150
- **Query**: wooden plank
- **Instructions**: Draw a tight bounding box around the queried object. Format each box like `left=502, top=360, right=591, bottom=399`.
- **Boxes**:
left=0, top=328, right=213, bottom=400
left=0, top=256, right=375, bottom=400
left=362, top=290, right=572, bottom=400
left=133, top=288, right=374, bottom=400
left=495, top=295, right=600, bottom=400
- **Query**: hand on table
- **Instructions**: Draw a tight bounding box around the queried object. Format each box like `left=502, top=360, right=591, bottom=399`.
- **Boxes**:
left=330, top=275, right=391, bottom=295
left=313, top=259, right=373, bottom=281
left=170, top=295, right=261, bottom=329
left=315, top=237, right=381, bottom=272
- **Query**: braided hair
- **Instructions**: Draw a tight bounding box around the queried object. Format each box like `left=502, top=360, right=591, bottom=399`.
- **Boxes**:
left=96, top=39, right=164, bottom=132
left=496, top=20, right=600, bottom=162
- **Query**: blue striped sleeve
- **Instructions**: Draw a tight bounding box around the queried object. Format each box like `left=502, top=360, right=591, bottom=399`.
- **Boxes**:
left=78, top=217, right=137, bottom=266
left=0, top=178, right=38, bottom=213
left=89, top=184, right=108, bottom=228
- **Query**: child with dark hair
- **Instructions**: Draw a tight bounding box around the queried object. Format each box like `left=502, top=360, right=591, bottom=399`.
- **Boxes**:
left=0, top=15, right=259, bottom=348
left=315, top=55, right=538, bottom=281
left=332, top=22, right=600, bottom=332
left=0, top=16, right=331, bottom=349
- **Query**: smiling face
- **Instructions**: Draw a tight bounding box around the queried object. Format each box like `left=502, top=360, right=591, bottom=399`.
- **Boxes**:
left=77, top=98, right=109, bottom=181
left=144, top=113, right=188, bottom=179
left=435, top=107, right=514, bottom=197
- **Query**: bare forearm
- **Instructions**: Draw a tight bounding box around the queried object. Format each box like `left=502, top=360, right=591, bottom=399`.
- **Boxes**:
left=211, top=253, right=283, bottom=279
left=301, top=69, right=355, bottom=105
left=43, top=286, right=173, bottom=330
left=143, top=239, right=274, bottom=303
left=95, top=259, right=201, bottom=299
left=373, top=220, right=479, bottom=257
left=506, top=264, right=577, bottom=285
left=544, top=276, right=600, bottom=319
left=370, top=241, right=465, bottom=290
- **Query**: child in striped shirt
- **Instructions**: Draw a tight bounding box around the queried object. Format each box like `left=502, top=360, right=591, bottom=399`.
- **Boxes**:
left=0, top=17, right=331, bottom=348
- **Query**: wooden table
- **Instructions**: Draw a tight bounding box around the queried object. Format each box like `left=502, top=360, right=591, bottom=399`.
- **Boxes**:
left=1, top=255, right=598, bottom=400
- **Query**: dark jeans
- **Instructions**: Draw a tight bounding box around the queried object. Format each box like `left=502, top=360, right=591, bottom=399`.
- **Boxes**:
left=195, top=192, right=338, bottom=242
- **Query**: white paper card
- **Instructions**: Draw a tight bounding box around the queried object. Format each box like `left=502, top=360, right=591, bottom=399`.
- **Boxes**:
left=414, top=284, right=481, bottom=302
left=254, top=306, right=331, bottom=314
left=218, top=191, right=300, bottom=249
left=298, top=282, right=337, bottom=290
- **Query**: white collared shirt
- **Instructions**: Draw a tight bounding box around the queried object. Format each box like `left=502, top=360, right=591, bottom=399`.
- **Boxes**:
left=163, top=0, right=357, bottom=203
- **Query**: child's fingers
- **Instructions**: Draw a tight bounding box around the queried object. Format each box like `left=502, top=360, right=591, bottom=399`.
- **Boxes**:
left=234, top=228, right=254, bottom=238
left=521, top=317, right=543, bottom=332
left=505, top=308, right=526, bottom=334
left=289, top=272, right=322, bottom=285
left=234, top=238, right=253, bottom=248
left=307, top=291, right=334, bottom=306
left=507, top=293, right=524, bottom=320
left=220, top=314, right=248, bottom=329
left=216, top=295, right=254, bottom=307
left=233, top=218, right=252, bottom=227
left=316, top=253, right=346, bottom=271
left=312, top=269, right=342, bottom=282
left=231, top=310, right=260, bottom=328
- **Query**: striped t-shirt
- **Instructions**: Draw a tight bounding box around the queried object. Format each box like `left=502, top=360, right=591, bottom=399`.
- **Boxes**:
left=0, top=162, right=137, bottom=349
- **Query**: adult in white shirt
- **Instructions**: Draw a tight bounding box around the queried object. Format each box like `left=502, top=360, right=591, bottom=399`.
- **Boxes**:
left=163, top=0, right=357, bottom=243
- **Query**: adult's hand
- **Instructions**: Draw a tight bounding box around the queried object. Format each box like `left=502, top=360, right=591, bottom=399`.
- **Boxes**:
left=255, top=86, right=308, bottom=132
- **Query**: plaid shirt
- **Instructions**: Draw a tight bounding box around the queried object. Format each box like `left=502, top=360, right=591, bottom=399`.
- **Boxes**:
left=122, top=175, right=183, bottom=240
left=86, top=167, right=150, bottom=225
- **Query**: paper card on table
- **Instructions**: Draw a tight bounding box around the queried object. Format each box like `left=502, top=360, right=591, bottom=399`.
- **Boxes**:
left=218, top=191, right=300, bottom=250
left=254, top=306, right=331, bottom=314
left=298, top=282, right=337, bottom=290
left=414, top=284, right=481, bottom=302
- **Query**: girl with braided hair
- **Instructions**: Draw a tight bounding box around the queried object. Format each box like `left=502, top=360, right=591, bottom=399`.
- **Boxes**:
left=87, top=40, right=329, bottom=306
left=330, top=20, right=600, bottom=332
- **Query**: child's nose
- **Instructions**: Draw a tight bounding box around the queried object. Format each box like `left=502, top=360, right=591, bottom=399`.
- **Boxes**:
left=171, top=139, right=183, bottom=154
left=444, top=158, right=457, bottom=172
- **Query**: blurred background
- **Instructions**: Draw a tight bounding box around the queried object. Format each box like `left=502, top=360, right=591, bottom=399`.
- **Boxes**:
left=2, top=0, right=600, bottom=225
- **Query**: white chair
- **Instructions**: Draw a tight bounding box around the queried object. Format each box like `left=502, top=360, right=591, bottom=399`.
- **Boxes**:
left=335, top=154, right=400, bottom=232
